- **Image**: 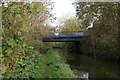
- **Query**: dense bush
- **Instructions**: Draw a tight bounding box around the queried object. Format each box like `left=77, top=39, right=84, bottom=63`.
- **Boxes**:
left=2, top=45, right=77, bottom=78
left=1, top=2, right=78, bottom=78
left=2, top=37, right=40, bottom=78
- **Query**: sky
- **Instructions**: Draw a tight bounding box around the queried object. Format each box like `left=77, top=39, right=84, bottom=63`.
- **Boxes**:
left=50, top=0, right=76, bottom=27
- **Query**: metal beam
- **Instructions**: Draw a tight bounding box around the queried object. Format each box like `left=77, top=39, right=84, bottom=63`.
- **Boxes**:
left=42, top=38, right=83, bottom=42
left=42, top=35, right=88, bottom=42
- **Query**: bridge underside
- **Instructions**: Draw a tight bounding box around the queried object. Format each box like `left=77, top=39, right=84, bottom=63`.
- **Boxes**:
left=42, top=35, right=88, bottom=42
left=42, top=39, right=83, bottom=42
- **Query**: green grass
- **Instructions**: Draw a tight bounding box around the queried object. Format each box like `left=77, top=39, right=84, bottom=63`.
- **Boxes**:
left=34, top=49, right=78, bottom=78
left=3, top=47, right=78, bottom=78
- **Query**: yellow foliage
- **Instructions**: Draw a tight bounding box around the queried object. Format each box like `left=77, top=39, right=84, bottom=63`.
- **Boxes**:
left=17, top=31, right=21, bottom=35
left=2, top=64, right=7, bottom=74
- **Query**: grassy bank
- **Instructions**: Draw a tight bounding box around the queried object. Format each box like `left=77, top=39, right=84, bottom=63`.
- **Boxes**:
left=2, top=43, right=78, bottom=78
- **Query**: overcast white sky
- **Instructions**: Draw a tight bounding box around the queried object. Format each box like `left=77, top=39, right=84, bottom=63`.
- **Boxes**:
left=50, top=0, right=76, bottom=27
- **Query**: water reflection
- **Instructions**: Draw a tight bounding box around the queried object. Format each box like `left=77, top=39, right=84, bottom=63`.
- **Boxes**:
left=55, top=49, right=120, bottom=78
left=82, top=72, right=89, bottom=78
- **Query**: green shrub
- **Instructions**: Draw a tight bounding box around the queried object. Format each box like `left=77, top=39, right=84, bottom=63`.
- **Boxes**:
left=34, top=50, right=78, bottom=78
left=2, top=38, right=40, bottom=78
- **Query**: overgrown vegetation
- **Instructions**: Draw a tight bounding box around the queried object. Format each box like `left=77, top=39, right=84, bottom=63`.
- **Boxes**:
left=63, top=2, right=120, bottom=61
left=59, top=2, right=120, bottom=62
left=34, top=49, right=77, bottom=78
left=1, top=1, right=119, bottom=78
left=76, top=2, right=120, bottom=61
left=1, top=2, right=78, bottom=78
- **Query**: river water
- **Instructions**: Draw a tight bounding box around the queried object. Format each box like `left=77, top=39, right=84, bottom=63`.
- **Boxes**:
left=55, top=49, right=120, bottom=78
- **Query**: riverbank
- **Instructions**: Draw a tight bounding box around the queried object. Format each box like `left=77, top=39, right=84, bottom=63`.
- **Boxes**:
left=55, top=49, right=120, bottom=78
left=59, top=41, right=120, bottom=64
left=3, top=48, right=83, bottom=78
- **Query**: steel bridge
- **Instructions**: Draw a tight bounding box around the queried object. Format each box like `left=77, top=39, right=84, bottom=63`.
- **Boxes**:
left=42, top=35, right=88, bottom=42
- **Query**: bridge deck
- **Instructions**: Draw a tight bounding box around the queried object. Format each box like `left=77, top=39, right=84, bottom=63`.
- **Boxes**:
left=42, top=35, right=88, bottom=42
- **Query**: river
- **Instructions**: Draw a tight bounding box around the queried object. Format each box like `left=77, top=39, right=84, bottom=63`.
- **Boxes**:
left=55, top=49, right=120, bottom=78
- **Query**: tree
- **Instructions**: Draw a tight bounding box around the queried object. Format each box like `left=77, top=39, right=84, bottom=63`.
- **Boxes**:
left=1, top=1, right=54, bottom=77
left=60, top=17, right=82, bottom=35
left=76, top=2, right=119, bottom=60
